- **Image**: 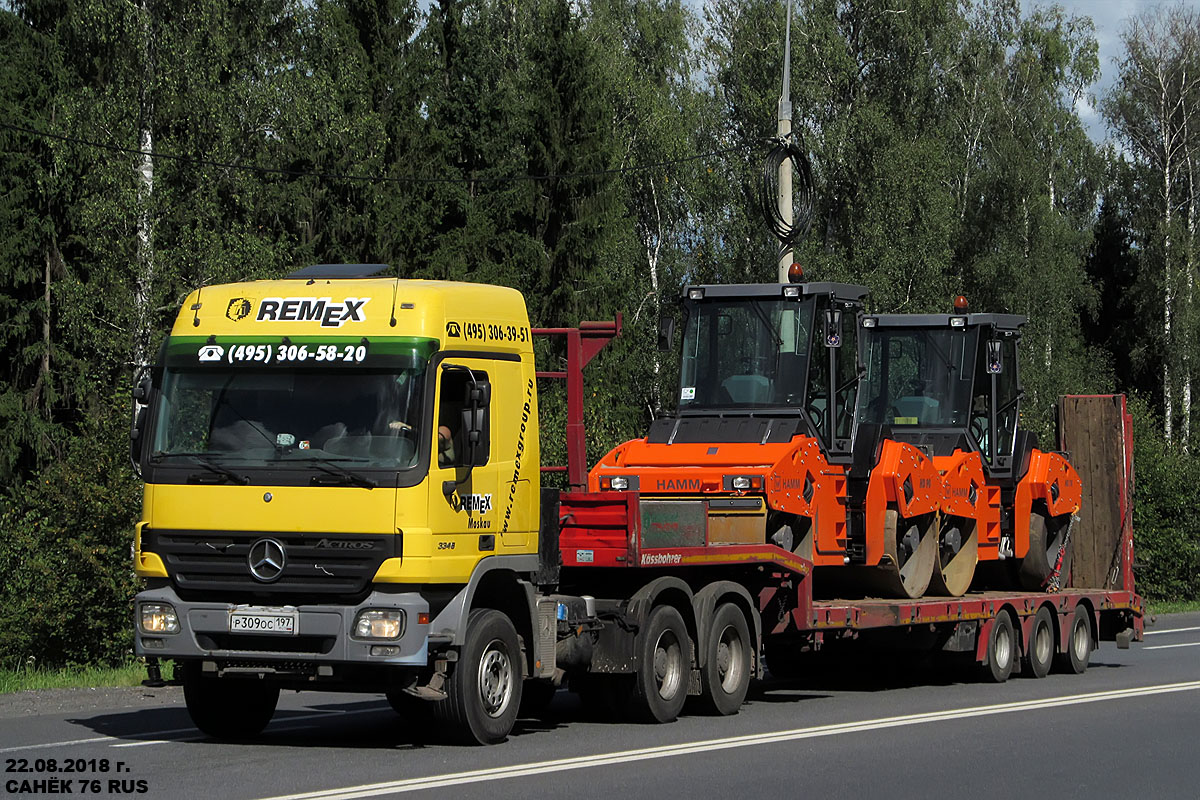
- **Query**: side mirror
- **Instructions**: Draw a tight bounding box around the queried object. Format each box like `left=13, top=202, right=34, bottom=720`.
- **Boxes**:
left=130, top=370, right=152, bottom=474
left=462, top=380, right=491, bottom=467
left=823, top=309, right=843, bottom=348
left=133, top=373, right=152, bottom=402
left=657, top=315, right=675, bottom=352
left=986, top=339, right=1003, bottom=374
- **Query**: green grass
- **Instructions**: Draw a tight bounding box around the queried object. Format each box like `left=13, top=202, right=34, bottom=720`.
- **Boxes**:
left=1146, top=598, right=1200, bottom=615
left=0, top=661, right=174, bottom=694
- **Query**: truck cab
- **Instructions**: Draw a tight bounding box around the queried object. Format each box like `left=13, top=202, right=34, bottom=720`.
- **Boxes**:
left=132, top=265, right=548, bottom=743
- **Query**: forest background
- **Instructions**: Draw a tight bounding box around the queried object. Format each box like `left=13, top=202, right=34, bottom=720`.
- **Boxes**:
left=1, top=0, right=1199, bottom=668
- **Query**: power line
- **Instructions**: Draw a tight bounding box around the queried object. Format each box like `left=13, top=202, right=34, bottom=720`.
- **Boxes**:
left=0, top=119, right=749, bottom=186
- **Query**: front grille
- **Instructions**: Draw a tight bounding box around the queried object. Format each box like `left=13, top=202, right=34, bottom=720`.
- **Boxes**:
left=143, top=529, right=399, bottom=601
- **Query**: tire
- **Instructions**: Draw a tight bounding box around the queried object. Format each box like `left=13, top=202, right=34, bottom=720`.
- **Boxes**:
left=630, top=605, right=691, bottom=723
left=182, top=662, right=279, bottom=740
left=434, top=608, right=523, bottom=744
left=1018, top=511, right=1073, bottom=591
left=1055, top=605, right=1093, bottom=674
left=697, top=603, right=752, bottom=716
left=1023, top=607, right=1055, bottom=679
left=981, top=610, right=1016, bottom=683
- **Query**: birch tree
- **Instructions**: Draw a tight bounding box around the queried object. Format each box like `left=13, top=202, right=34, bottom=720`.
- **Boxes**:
left=1105, top=5, right=1200, bottom=446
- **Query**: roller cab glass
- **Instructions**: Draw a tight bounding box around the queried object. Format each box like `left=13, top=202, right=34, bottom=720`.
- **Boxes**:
left=678, top=297, right=815, bottom=411
left=148, top=337, right=437, bottom=471
left=857, top=327, right=978, bottom=427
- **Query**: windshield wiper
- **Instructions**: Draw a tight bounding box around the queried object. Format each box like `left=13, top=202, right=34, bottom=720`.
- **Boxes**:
left=296, top=456, right=377, bottom=489
left=186, top=455, right=250, bottom=485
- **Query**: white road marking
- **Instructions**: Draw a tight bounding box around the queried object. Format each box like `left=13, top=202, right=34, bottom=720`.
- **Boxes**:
left=1144, top=625, right=1200, bottom=636
left=0, top=706, right=387, bottom=754
left=256, top=680, right=1200, bottom=800
left=1144, top=641, right=1200, bottom=650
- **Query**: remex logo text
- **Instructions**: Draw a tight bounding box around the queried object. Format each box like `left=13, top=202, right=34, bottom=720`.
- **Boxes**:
left=255, top=297, right=369, bottom=328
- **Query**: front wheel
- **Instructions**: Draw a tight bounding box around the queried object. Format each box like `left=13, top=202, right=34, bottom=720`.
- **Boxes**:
left=434, top=609, right=523, bottom=744
left=182, top=663, right=279, bottom=740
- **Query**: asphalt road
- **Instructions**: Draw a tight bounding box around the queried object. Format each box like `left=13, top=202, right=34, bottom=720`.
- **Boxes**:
left=4, top=612, right=1199, bottom=800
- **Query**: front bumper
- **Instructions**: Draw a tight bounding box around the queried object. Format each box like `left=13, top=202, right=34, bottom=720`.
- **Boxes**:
left=133, top=585, right=430, bottom=667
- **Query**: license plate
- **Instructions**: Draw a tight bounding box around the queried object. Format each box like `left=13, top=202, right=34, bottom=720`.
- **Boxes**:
left=229, top=607, right=297, bottom=635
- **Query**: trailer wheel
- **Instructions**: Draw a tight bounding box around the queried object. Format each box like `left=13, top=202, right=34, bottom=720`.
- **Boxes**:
left=435, top=608, right=523, bottom=744
left=697, top=603, right=751, bottom=716
left=182, top=663, right=279, bottom=740
left=631, top=605, right=690, bottom=723
left=1023, top=607, right=1055, bottom=679
left=1055, top=605, right=1093, bottom=674
left=981, top=610, right=1016, bottom=683
left=1018, top=511, right=1073, bottom=591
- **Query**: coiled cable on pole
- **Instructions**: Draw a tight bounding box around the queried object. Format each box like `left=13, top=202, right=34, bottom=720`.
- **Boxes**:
left=759, top=134, right=814, bottom=252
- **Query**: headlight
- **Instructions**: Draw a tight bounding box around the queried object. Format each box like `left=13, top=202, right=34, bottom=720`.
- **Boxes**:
left=353, top=609, right=404, bottom=640
left=610, top=476, right=629, bottom=491
left=139, top=603, right=180, bottom=634
left=732, top=476, right=751, bottom=490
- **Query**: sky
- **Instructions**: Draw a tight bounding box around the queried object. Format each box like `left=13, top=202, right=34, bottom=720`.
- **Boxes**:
left=1028, top=0, right=1200, bottom=143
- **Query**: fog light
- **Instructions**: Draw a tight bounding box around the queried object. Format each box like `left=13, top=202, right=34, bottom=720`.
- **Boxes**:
left=610, top=476, right=629, bottom=491
left=139, top=603, right=180, bottom=634
left=141, top=638, right=165, bottom=649
left=370, top=645, right=401, bottom=657
left=732, top=476, right=751, bottom=490
left=353, top=609, right=404, bottom=640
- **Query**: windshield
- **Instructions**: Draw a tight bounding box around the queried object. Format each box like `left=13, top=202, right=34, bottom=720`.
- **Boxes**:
left=150, top=339, right=434, bottom=470
left=679, top=297, right=815, bottom=410
left=857, top=327, right=978, bottom=427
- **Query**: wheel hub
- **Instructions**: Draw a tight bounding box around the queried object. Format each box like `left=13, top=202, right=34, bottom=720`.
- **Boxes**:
left=478, top=642, right=513, bottom=718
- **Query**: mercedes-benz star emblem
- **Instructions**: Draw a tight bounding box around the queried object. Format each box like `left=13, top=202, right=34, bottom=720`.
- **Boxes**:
left=248, top=538, right=286, bottom=583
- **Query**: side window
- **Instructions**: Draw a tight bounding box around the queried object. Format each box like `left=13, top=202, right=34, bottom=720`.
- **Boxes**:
left=834, top=323, right=858, bottom=440
left=995, top=339, right=1018, bottom=461
left=970, top=337, right=992, bottom=461
left=437, top=368, right=490, bottom=467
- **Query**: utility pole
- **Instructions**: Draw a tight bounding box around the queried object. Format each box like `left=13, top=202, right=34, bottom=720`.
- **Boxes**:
left=776, top=0, right=794, bottom=283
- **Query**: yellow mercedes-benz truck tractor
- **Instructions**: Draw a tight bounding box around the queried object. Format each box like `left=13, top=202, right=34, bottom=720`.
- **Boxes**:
left=132, top=264, right=554, bottom=744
